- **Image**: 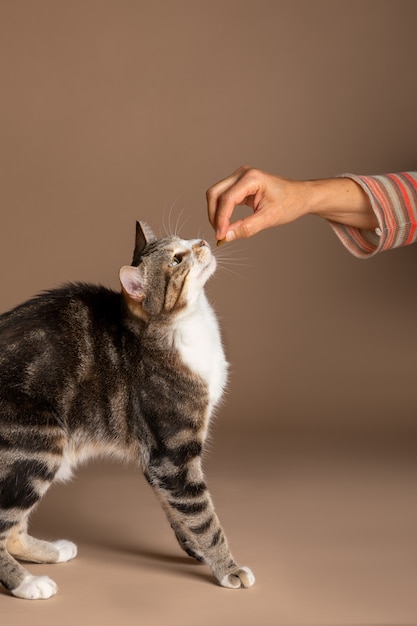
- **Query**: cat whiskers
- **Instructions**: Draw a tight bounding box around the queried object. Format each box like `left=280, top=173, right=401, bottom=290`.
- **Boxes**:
left=213, top=246, right=251, bottom=279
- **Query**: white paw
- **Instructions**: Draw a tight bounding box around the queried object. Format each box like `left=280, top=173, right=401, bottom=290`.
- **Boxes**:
left=52, top=539, right=78, bottom=563
left=220, top=566, right=255, bottom=589
left=12, top=574, right=58, bottom=600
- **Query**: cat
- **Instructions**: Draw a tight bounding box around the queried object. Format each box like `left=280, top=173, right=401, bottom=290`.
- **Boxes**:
left=0, top=221, right=255, bottom=600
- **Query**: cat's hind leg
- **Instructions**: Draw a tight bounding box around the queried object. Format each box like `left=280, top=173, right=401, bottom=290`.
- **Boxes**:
left=0, top=517, right=60, bottom=600
left=5, top=530, right=76, bottom=600
left=0, top=449, right=70, bottom=599
left=7, top=518, right=77, bottom=564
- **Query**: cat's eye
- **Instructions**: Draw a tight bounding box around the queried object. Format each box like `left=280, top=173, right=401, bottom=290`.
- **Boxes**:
left=168, top=254, right=182, bottom=267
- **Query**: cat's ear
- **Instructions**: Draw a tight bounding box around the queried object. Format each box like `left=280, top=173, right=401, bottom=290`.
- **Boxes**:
left=132, top=221, right=156, bottom=266
left=119, top=265, right=146, bottom=302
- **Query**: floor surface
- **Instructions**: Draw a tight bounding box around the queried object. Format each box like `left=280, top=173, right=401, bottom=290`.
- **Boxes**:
left=1, top=426, right=416, bottom=626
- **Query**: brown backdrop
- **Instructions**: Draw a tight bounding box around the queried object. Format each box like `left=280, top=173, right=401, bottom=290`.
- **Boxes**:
left=1, top=0, right=417, bottom=434
left=1, top=2, right=417, bottom=624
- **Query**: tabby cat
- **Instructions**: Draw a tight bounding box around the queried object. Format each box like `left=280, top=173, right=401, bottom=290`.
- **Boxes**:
left=0, top=222, right=254, bottom=600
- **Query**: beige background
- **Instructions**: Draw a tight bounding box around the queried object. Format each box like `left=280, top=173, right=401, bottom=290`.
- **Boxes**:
left=1, top=1, right=417, bottom=624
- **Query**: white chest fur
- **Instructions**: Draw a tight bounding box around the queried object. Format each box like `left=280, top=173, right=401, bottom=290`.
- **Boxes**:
left=172, top=292, right=228, bottom=409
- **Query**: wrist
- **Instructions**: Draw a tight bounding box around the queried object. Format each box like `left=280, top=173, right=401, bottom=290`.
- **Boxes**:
left=305, top=177, right=377, bottom=230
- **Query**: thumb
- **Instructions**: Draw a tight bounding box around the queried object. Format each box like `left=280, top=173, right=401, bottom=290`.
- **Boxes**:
left=225, top=212, right=267, bottom=242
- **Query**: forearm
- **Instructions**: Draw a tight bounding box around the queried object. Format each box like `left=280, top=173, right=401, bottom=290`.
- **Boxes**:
left=304, top=177, right=378, bottom=230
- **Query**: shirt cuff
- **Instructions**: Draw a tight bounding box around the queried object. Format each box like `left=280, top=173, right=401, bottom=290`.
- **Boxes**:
left=328, top=172, right=417, bottom=258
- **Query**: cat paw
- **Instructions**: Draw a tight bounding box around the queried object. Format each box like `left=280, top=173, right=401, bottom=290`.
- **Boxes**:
left=220, top=566, right=255, bottom=589
left=52, top=539, right=78, bottom=563
left=11, top=574, right=58, bottom=600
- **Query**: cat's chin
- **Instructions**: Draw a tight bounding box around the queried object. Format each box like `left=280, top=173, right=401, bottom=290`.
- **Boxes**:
left=199, top=254, right=216, bottom=283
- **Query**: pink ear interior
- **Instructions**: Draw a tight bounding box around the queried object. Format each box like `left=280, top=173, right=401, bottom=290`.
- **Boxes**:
left=119, top=266, right=146, bottom=301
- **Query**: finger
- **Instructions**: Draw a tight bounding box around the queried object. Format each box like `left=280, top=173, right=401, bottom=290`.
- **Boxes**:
left=206, top=167, right=247, bottom=229
left=211, top=177, right=261, bottom=240
left=224, top=210, right=270, bottom=242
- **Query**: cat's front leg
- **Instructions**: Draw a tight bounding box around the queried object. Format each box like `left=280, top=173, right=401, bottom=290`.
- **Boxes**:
left=168, top=520, right=205, bottom=563
left=145, top=455, right=255, bottom=589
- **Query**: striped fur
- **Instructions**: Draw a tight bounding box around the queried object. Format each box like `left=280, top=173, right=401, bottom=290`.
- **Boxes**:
left=0, top=222, right=254, bottom=600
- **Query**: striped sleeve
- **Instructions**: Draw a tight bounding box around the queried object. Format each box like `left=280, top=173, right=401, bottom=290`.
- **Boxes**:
left=329, top=172, right=417, bottom=258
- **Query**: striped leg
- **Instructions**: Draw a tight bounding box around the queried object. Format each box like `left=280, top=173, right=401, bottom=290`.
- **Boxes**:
left=7, top=518, right=77, bottom=564
left=0, top=436, right=75, bottom=600
left=0, top=547, right=58, bottom=600
left=145, top=451, right=255, bottom=589
left=0, top=501, right=59, bottom=599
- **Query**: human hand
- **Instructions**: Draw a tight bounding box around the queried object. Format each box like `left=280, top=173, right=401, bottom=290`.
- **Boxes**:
left=206, top=166, right=377, bottom=243
left=206, top=166, right=311, bottom=243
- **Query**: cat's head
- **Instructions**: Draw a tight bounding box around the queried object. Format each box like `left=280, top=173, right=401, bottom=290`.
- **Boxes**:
left=120, top=221, right=216, bottom=320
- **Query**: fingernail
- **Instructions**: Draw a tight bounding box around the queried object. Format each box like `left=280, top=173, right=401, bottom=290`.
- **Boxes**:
left=217, top=231, right=236, bottom=247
